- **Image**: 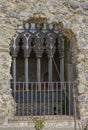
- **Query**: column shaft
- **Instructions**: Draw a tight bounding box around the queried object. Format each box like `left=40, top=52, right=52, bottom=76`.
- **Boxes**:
left=48, top=57, right=52, bottom=82
left=37, top=57, right=41, bottom=82
left=60, top=57, right=64, bottom=81
left=13, top=58, right=16, bottom=91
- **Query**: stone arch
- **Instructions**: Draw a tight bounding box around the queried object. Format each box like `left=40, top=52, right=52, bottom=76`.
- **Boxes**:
left=9, top=21, right=75, bottom=114
left=0, top=0, right=87, bottom=129
left=0, top=16, right=87, bottom=128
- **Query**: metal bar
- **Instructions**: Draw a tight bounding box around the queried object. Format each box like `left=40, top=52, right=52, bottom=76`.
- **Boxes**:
left=56, top=82, right=59, bottom=115
left=69, top=82, right=71, bottom=115
left=52, top=83, right=54, bottom=115
left=65, top=82, right=66, bottom=115
left=35, top=82, right=37, bottom=115
left=11, top=81, right=75, bottom=119
left=48, top=82, right=49, bottom=115
left=27, top=82, right=29, bottom=116
left=40, top=82, right=41, bottom=116
left=73, top=83, right=77, bottom=130
left=44, top=82, right=45, bottom=116
left=18, top=82, right=20, bottom=117
left=23, top=82, right=24, bottom=120
left=60, top=82, right=63, bottom=115
left=25, top=58, right=29, bottom=90
left=31, top=83, right=33, bottom=116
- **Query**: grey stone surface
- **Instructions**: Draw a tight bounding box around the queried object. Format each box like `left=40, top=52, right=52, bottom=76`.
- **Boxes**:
left=0, top=0, right=88, bottom=129
left=82, top=2, right=88, bottom=10
left=0, top=127, right=78, bottom=130
left=9, top=12, right=20, bottom=19
left=70, top=2, right=80, bottom=9
left=85, top=73, right=88, bottom=81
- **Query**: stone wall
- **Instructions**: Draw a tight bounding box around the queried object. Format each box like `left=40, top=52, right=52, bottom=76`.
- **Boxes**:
left=0, top=0, right=88, bottom=129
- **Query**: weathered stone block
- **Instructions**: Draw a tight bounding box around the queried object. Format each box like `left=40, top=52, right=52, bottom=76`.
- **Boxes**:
left=85, top=73, right=88, bottom=81
left=82, top=2, right=88, bottom=10
left=70, top=2, right=80, bottom=9
left=9, top=12, right=20, bottom=19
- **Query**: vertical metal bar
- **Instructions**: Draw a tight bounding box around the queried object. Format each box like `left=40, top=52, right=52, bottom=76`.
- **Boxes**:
left=69, top=82, right=71, bottom=115
left=44, top=82, right=45, bottom=116
left=23, top=82, right=24, bottom=120
left=13, top=58, right=16, bottom=119
left=60, top=82, right=63, bottom=115
left=27, top=82, right=29, bottom=117
left=48, top=82, right=49, bottom=115
left=56, top=82, right=59, bottom=115
left=25, top=58, right=29, bottom=90
left=73, top=83, right=77, bottom=130
left=52, top=82, right=54, bottom=115
left=71, top=82, right=73, bottom=115
left=65, top=82, right=66, bottom=115
left=18, top=82, right=20, bottom=117
left=35, top=82, right=37, bottom=115
left=31, top=82, right=33, bottom=116
left=40, top=82, right=41, bottom=116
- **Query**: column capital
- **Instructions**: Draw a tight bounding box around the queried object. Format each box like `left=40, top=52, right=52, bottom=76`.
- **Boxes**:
left=10, top=33, right=20, bottom=58
left=22, top=32, right=33, bottom=58
left=33, top=32, right=44, bottom=57
left=46, top=32, right=56, bottom=58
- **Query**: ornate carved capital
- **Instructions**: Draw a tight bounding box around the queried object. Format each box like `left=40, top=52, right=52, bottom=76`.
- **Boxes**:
left=33, top=32, right=44, bottom=57
left=22, top=32, right=33, bottom=57
left=10, top=33, right=20, bottom=58
left=46, top=32, right=56, bottom=58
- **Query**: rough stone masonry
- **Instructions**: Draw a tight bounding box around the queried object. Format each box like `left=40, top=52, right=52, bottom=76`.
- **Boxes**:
left=0, top=0, right=88, bottom=129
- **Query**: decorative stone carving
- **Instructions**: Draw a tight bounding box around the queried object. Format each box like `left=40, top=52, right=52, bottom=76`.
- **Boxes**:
left=33, top=32, right=44, bottom=57
left=46, top=32, right=56, bottom=57
left=10, top=33, right=20, bottom=57
left=22, top=32, right=33, bottom=57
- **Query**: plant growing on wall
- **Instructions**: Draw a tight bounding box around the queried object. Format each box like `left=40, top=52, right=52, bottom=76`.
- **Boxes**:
left=33, top=119, right=45, bottom=130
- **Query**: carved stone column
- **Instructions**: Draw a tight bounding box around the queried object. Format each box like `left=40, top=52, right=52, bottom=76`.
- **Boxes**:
left=58, top=35, right=64, bottom=82
left=58, top=35, right=64, bottom=114
left=22, top=33, right=32, bottom=90
left=33, top=32, right=44, bottom=83
left=10, top=33, right=20, bottom=91
left=46, top=33, right=56, bottom=82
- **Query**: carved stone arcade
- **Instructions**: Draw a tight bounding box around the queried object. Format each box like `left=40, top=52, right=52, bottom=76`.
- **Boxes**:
left=10, top=23, right=65, bottom=89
